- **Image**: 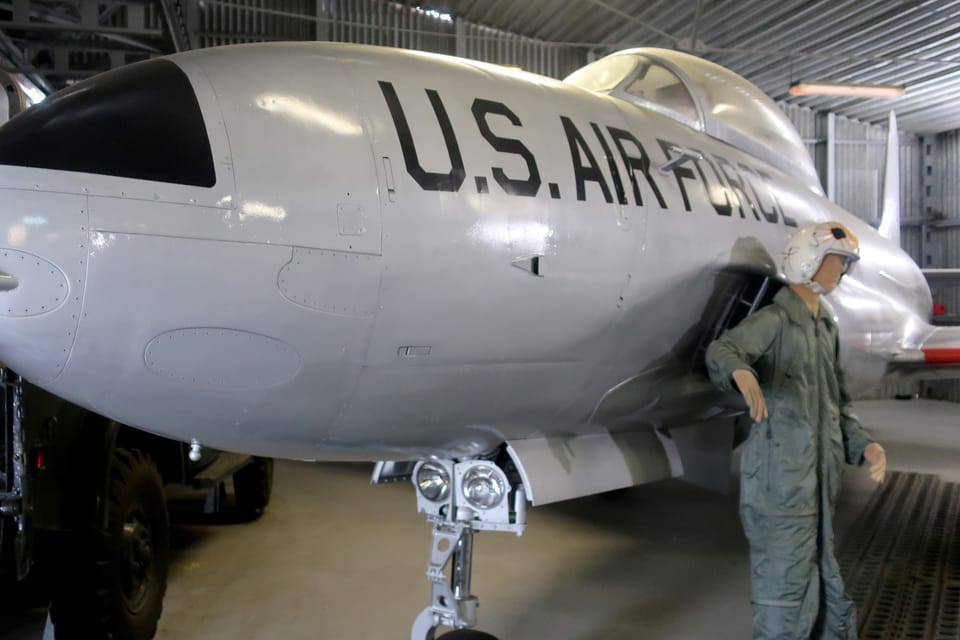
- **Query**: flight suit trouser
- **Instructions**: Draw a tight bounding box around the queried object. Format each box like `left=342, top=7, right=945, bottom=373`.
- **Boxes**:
left=741, top=506, right=857, bottom=640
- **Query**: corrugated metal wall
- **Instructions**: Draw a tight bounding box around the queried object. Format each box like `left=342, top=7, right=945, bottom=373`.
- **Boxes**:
left=778, top=102, right=818, bottom=171
left=780, top=105, right=960, bottom=403
left=922, top=131, right=960, bottom=401
left=460, top=21, right=585, bottom=79
left=197, top=0, right=581, bottom=78
left=833, top=118, right=888, bottom=224
left=200, top=0, right=317, bottom=47
left=778, top=107, right=923, bottom=250
left=779, top=107, right=931, bottom=400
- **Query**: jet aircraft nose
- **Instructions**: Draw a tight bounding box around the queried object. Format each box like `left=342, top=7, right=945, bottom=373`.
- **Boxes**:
left=0, top=188, right=87, bottom=384
left=0, top=57, right=217, bottom=390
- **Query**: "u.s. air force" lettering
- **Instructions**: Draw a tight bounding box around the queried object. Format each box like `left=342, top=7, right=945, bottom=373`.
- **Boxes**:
left=378, top=81, right=797, bottom=227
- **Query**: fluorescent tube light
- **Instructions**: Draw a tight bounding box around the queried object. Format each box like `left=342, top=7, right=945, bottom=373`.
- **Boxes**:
left=789, top=81, right=906, bottom=99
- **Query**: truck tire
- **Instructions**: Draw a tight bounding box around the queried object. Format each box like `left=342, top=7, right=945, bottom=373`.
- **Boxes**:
left=232, top=457, right=273, bottom=521
left=50, top=448, right=169, bottom=640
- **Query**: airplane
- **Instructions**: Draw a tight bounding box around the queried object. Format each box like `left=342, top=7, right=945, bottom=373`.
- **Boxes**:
left=0, top=42, right=958, bottom=640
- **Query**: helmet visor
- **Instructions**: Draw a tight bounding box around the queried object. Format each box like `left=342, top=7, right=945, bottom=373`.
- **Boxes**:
left=826, top=251, right=858, bottom=275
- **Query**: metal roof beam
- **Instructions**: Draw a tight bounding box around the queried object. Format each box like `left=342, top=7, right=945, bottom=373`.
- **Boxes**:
left=530, top=1, right=596, bottom=42
left=585, top=0, right=680, bottom=45
left=594, top=0, right=684, bottom=50
left=0, top=20, right=162, bottom=36
left=0, top=28, right=53, bottom=93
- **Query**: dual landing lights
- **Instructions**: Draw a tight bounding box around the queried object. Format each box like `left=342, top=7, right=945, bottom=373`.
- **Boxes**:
left=374, top=454, right=528, bottom=640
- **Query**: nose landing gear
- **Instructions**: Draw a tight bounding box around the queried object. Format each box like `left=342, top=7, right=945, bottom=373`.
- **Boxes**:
left=374, top=455, right=527, bottom=640
left=411, top=520, right=490, bottom=640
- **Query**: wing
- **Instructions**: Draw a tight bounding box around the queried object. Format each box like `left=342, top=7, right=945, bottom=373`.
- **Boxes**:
left=922, top=268, right=960, bottom=283
left=890, top=324, right=960, bottom=379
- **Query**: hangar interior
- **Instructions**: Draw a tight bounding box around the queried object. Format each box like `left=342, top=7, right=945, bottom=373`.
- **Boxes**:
left=0, top=2, right=959, bottom=640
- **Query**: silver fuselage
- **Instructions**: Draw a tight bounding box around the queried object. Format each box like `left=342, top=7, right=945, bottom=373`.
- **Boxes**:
left=0, top=43, right=930, bottom=461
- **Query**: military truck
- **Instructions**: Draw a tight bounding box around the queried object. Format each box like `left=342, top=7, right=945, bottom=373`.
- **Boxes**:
left=0, top=367, right=273, bottom=639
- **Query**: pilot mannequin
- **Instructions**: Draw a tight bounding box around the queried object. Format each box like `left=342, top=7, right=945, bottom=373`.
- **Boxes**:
left=705, top=221, right=887, bottom=640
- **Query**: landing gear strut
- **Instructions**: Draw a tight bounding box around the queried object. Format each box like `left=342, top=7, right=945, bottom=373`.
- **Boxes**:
left=374, top=455, right=527, bottom=640
left=411, top=520, right=481, bottom=639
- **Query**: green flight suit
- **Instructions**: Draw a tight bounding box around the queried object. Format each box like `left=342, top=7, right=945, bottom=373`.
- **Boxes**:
left=705, top=286, right=875, bottom=640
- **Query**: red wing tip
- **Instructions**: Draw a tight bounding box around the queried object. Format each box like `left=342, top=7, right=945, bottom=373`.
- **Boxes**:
left=921, top=348, right=960, bottom=365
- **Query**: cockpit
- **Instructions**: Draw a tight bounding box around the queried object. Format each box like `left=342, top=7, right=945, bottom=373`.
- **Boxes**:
left=0, top=59, right=216, bottom=188
left=564, top=48, right=822, bottom=195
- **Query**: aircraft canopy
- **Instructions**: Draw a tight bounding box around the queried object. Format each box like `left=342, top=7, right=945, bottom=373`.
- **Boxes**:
left=564, top=48, right=822, bottom=194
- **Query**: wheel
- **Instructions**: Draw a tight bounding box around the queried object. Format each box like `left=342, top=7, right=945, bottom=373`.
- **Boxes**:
left=232, top=456, right=273, bottom=521
left=50, top=448, right=169, bottom=640
left=437, top=631, right=499, bottom=640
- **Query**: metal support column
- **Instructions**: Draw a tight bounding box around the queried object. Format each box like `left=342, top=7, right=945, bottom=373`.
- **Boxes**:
left=827, top=112, right=837, bottom=201
left=921, top=135, right=943, bottom=269
left=455, top=17, right=465, bottom=59
left=920, top=134, right=944, bottom=399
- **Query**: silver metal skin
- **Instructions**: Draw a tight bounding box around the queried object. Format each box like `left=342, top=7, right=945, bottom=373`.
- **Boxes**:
left=0, top=42, right=949, bottom=466
left=2, top=41, right=957, bottom=638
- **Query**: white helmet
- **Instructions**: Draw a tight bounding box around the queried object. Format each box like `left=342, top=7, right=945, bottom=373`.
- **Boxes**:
left=782, top=221, right=860, bottom=291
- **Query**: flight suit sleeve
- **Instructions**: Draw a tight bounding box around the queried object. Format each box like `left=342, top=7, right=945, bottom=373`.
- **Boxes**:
left=835, top=338, right=875, bottom=465
left=705, top=309, right=781, bottom=393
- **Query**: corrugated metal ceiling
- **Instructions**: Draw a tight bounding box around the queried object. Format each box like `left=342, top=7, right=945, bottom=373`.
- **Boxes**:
left=429, top=0, right=960, bottom=133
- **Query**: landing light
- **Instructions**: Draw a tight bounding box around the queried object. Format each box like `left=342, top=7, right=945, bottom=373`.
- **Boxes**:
left=461, top=465, right=506, bottom=510
left=416, top=461, right=450, bottom=502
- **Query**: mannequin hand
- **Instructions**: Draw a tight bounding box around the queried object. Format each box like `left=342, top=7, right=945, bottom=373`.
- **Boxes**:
left=864, top=443, right=886, bottom=483
left=732, top=369, right=768, bottom=423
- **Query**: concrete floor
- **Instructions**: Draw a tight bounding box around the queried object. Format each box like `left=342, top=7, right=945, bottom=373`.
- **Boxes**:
left=1, top=398, right=957, bottom=639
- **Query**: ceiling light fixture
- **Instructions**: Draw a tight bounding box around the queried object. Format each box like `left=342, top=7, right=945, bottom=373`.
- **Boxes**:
left=788, top=81, right=906, bottom=99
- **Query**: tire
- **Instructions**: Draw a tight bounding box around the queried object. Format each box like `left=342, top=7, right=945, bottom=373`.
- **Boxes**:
left=50, top=448, right=169, bottom=640
left=232, top=457, right=273, bottom=521
left=437, top=631, right=499, bottom=640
